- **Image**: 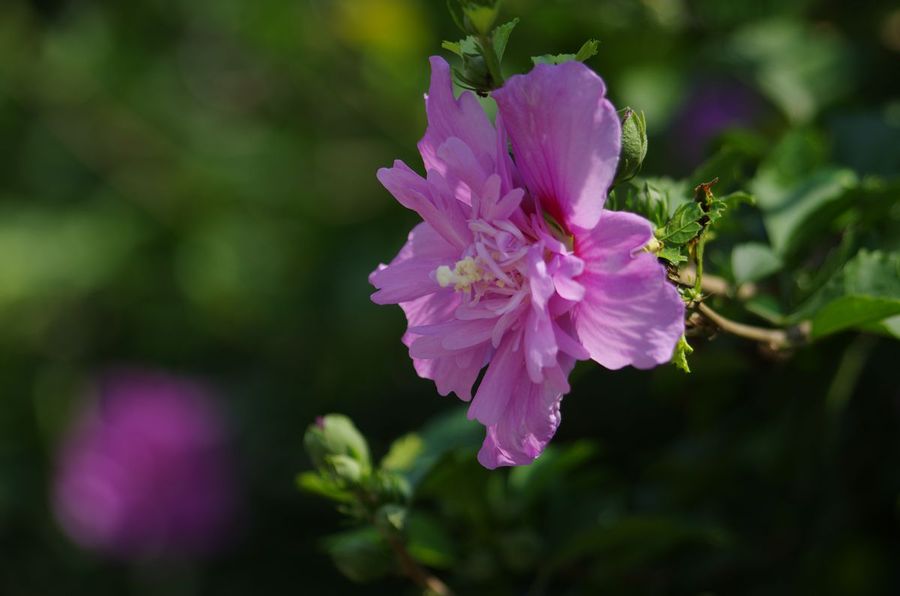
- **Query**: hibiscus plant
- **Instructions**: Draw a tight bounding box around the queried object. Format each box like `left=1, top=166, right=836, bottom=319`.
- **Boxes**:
left=298, top=2, right=900, bottom=593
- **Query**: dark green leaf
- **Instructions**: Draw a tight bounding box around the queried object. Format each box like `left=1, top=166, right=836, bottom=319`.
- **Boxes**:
left=755, top=167, right=857, bottom=257
left=407, top=513, right=458, bottom=568
left=657, top=202, right=704, bottom=245
left=323, top=528, right=393, bottom=583
left=790, top=250, right=900, bottom=338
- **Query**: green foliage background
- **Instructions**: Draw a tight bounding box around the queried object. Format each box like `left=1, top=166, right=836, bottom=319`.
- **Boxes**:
left=0, top=0, right=898, bottom=594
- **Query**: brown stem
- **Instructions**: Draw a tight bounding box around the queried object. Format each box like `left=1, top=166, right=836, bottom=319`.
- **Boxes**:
left=696, top=303, right=808, bottom=350
left=383, top=532, right=454, bottom=596
left=678, top=268, right=756, bottom=300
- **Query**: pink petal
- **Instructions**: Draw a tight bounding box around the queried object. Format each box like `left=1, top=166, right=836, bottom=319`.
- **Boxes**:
left=476, top=359, right=573, bottom=469
left=400, top=292, right=487, bottom=402
left=493, top=61, right=620, bottom=231
left=377, top=161, right=472, bottom=249
left=467, top=333, right=523, bottom=426
left=369, top=223, right=459, bottom=305
left=573, top=211, right=685, bottom=370
left=418, top=57, right=496, bottom=177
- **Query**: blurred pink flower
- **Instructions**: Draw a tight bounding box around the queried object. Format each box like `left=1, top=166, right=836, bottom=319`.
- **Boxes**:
left=54, top=370, right=237, bottom=559
left=371, top=57, right=684, bottom=468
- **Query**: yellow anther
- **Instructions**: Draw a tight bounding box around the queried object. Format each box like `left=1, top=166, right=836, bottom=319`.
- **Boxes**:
left=435, top=257, right=484, bottom=291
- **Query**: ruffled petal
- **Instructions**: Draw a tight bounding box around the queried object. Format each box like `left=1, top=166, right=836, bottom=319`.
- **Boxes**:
left=573, top=211, right=685, bottom=369
left=467, top=333, right=522, bottom=426
left=477, top=357, right=573, bottom=469
left=369, top=223, right=459, bottom=305
left=493, top=61, right=620, bottom=231
left=399, top=291, right=488, bottom=402
left=376, top=161, right=472, bottom=249
left=418, top=57, right=496, bottom=177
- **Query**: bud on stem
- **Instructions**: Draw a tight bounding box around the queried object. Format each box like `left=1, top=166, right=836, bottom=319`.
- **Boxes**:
left=613, top=108, right=648, bottom=187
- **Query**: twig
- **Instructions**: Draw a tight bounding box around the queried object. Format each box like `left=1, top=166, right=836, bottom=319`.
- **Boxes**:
left=696, top=303, right=808, bottom=350
left=383, top=532, right=454, bottom=596
left=678, top=268, right=756, bottom=300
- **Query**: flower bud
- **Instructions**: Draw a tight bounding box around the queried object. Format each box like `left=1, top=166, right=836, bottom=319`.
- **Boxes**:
left=613, top=108, right=648, bottom=187
left=304, top=414, right=371, bottom=475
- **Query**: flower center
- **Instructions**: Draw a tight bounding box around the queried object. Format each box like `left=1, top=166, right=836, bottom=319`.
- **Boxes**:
left=435, top=218, right=531, bottom=305
left=436, top=257, right=484, bottom=291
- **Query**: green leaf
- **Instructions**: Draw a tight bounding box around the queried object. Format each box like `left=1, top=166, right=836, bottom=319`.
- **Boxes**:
left=861, top=315, right=900, bottom=339
left=492, top=18, right=518, bottom=62
left=671, top=335, right=694, bottom=373
left=532, top=39, right=599, bottom=65
left=407, top=513, right=458, bottom=568
left=657, top=202, right=704, bottom=245
left=508, top=441, right=597, bottom=505
left=720, top=190, right=756, bottom=207
left=658, top=246, right=688, bottom=265
left=446, top=0, right=467, bottom=31
left=374, top=504, right=408, bottom=532
left=726, top=19, right=853, bottom=123
left=547, top=515, right=730, bottom=573
left=574, top=39, right=600, bottom=61
left=811, top=296, right=900, bottom=339
left=296, top=472, right=355, bottom=503
left=380, top=433, right=424, bottom=473
left=323, top=528, right=393, bottom=583
left=744, top=294, right=788, bottom=325
left=400, top=409, right=483, bottom=488
left=791, top=250, right=900, bottom=339
left=731, top=243, right=783, bottom=284
left=755, top=167, right=858, bottom=257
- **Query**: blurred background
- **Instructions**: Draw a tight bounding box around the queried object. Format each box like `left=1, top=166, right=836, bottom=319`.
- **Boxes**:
left=0, top=0, right=898, bottom=594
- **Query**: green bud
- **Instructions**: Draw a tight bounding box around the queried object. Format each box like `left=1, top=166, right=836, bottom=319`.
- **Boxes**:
left=325, top=454, right=364, bottom=484
left=613, top=108, right=648, bottom=187
left=304, top=414, right=371, bottom=475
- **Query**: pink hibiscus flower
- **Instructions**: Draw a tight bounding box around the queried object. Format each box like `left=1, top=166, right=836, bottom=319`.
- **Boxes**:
left=370, top=57, right=684, bottom=468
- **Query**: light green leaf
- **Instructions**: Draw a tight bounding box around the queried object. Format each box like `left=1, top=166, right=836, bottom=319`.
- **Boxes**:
left=731, top=243, right=783, bottom=284
left=296, top=472, right=355, bottom=503
left=574, top=39, right=600, bottom=61
left=532, top=39, right=599, bottom=66
left=492, top=18, right=518, bottom=62
left=727, top=19, right=853, bottom=123
left=671, top=335, right=694, bottom=373
left=380, top=433, right=424, bottom=473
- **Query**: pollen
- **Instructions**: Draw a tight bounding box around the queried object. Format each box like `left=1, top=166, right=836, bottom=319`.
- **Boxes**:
left=436, top=257, right=485, bottom=291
